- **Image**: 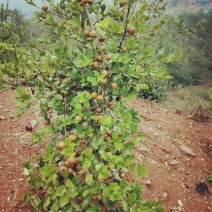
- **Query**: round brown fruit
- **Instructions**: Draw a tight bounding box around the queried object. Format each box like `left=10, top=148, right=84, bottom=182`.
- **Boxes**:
left=63, top=22, right=68, bottom=29
left=106, top=131, right=113, bottom=137
left=101, top=69, right=110, bottom=77
left=67, top=157, right=78, bottom=166
left=105, top=53, right=112, bottom=61
left=83, top=30, right=90, bottom=37
left=92, top=62, right=99, bottom=69
left=56, top=141, right=65, bottom=149
left=91, top=91, right=97, bottom=99
left=81, top=0, right=88, bottom=4
left=119, top=1, right=126, bottom=7
left=100, top=78, right=107, bottom=85
left=75, top=165, right=82, bottom=172
left=128, top=26, right=136, bottom=35
left=93, top=173, right=98, bottom=180
left=42, top=5, right=48, bottom=11
left=69, top=134, right=78, bottom=142
left=121, top=46, right=127, bottom=52
left=43, top=119, right=50, bottom=126
left=89, top=31, right=97, bottom=38
left=97, top=194, right=103, bottom=201
left=75, top=115, right=83, bottom=122
left=64, top=160, right=70, bottom=167
left=96, top=55, right=102, bottom=62
left=106, top=135, right=112, bottom=141
left=96, top=95, right=104, bottom=102
left=67, top=167, right=74, bottom=175
left=111, top=82, right=118, bottom=89
left=91, top=194, right=98, bottom=201
left=96, top=108, right=102, bottom=113
left=101, top=46, right=106, bottom=51
left=88, top=0, right=94, bottom=4
left=120, top=172, right=126, bottom=178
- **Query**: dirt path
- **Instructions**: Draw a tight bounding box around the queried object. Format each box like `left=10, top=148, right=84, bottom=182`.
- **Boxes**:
left=0, top=91, right=211, bottom=211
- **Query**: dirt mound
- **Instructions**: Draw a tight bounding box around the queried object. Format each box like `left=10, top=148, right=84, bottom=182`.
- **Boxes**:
left=0, top=91, right=211, bottom=211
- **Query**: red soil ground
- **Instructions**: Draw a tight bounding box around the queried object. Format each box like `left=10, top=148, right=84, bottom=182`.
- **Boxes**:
left=0, top=90, right=211, bottom=211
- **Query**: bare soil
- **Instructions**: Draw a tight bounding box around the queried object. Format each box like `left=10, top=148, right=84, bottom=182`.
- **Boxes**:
left=0, top=90, right=211, bottom=212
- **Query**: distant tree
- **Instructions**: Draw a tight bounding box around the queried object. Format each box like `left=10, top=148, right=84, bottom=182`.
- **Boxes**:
left=0, top=2, right=27, bottom=90
left=0, top=2, right=25, bottom=43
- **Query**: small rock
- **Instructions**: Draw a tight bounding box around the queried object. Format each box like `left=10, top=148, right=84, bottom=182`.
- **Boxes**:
left=169, top=160, right=179, bottom=165
left=180, top=145, right=196, bottom=157
left=178, top=200, right=183, bottom=207
left=169, top=206, right=178, bottom=211
left=162, top=192, right=169, bottom=199
left=18, top=178, right=24, bottom=181
left=140, top=147, right=148, bottom=152
left=146, top=180, right=152, bottom=186
left=157, top=125, right=162, bottom=129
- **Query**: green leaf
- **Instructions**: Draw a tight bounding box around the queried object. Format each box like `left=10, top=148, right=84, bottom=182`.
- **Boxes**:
left=66, top=179, right=73, bottom=188
left=113, top=53, right=131, bottom=64
left=68, top=16, right=81, bottom=27
left=109, top=191, right=123, bottom=201
left=40, top=164, right=57, bottom=177
left=23, top=195, right=30, bottom=204
left=61, top=168, right=69, bottom=178
left=207, top=175, right=212, bottom=181
left=138, top=164, right=148, bottom=176
left=82, top=189, right=91, bottom=197
left=131, top=123, right=138, bottom=134
left=83, top=148, right=95, bottom=160
left=59, top=192, right=69, bottom=207
left=140, top=18, right=146, bottom=32
left=127, top=193, right=137, bottom=205
left=114, top=102, right=120, bottom=112
left=112, top=131, right=119, bottom=140
left=114, top=141, right=123, bottom=150
left=91, top=135, right=104, bottom=149
left=74, top=55, right=92, bottom=68
left=56, top=185, right=66, bottom=196
left=72, top=176, right=81, bottom=186
left=82, top=157, right=91, bottom=169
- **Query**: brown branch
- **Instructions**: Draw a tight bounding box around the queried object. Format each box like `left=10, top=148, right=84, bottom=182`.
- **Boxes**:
left=118, top=0, right=135, bottom=51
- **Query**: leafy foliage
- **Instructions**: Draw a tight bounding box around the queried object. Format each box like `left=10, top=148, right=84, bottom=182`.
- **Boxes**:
left=154, top=11, right=212, bottom=87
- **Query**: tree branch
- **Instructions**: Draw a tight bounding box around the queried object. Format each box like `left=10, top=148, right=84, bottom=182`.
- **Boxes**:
left=118, top=0, right=134, bottom=51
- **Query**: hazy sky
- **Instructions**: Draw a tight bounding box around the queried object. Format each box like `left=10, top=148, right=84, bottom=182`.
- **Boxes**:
left=0, top=0, right=58, bottom=17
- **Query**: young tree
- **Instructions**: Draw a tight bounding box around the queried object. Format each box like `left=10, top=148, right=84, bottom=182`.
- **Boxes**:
left=0, top=2, right=28, bottom=89
left=0, top=0, right=175, bottom=211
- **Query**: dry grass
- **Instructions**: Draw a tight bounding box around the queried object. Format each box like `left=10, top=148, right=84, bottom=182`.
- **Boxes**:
left=163, top=85, right=212, bottom=121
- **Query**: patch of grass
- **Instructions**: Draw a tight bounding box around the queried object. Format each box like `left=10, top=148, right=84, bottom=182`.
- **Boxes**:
left=163, top=86, right=212, bottom=121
